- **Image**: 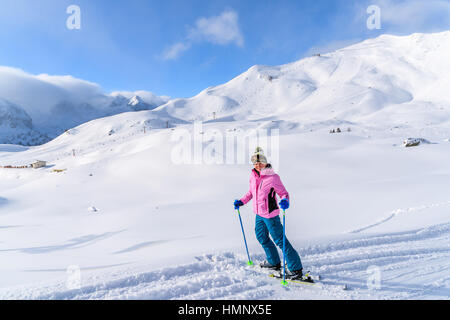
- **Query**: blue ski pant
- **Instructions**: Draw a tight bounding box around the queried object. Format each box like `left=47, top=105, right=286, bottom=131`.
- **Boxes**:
left=255, top=214, right=303, bottom=272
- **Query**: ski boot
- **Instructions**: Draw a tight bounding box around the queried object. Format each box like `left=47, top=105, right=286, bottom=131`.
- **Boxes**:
left=289, top=268, right=303, bottom=280
left=290, top=269, right=314, bottom=283
left=259, top=261, right=281, bottom=271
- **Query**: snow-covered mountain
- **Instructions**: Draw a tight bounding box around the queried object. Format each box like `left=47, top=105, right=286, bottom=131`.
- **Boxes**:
left=0, top=98, right=50, bottom=145
left=0, top=31, right=449, bottom=300
left=35, top=95, right=167, bottom=138
left=0, top=98, right=32, bottom=130
left=3, top=31, right=450, bottom=145
left=154, top=31, right=450, bottom=130
left=0, top=66, right=170, bottom=145
left=0, top=94, right=170, bottom=145
left=127, top=95, right=157, bottom=111
left=149, top=32, right=450, bottom=133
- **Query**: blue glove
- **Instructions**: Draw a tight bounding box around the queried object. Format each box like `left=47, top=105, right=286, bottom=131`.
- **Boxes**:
left=279, top=199, right=289, bottom=210
left=234, top=200, right=244, bottom=210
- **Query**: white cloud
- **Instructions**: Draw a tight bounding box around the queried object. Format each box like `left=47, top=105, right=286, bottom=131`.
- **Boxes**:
left=188, top=10, right=244, bottom=46
left=36, top=74, right=104, bottom=102
left=0, top=66, right=168, bottom=126
left=161, top=9, right=244, bottom=61
left=161, top=42, right=192, bottom=60
left=0, top=67, right=107, bottom=129
left=0, top=67, right=72, bottom=118
left=374, top=0, right=450, bottom=33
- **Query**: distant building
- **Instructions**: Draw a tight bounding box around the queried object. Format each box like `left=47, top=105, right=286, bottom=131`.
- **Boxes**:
left=31, top=160, right=46, bottom=169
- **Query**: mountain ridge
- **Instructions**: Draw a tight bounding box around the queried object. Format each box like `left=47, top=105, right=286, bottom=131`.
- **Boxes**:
left=1, top=30, right=450, bottom=145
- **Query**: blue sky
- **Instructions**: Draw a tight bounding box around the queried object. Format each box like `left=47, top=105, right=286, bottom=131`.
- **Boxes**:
left=0, top=0, right=449, bottom=98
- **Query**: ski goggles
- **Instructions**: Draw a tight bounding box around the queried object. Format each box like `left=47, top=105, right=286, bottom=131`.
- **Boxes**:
left=251, top=154, right=267, bottom=164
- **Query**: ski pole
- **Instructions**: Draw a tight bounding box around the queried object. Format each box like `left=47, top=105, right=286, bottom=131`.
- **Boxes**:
left=281, top=209, right=288, bottom=286
left=236, top=208, right=253, bottom=266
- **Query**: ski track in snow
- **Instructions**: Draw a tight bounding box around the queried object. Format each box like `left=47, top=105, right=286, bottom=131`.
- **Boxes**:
left=1, top=222, right=448, bottom=300
left=349, top=201, right=450, bottom=234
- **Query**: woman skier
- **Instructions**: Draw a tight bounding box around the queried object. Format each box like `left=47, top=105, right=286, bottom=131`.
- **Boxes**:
left=234, top=147, right=304, bottom=280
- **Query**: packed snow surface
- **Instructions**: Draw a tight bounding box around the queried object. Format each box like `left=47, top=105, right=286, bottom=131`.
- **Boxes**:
left=0, top=31, right=449, bottom=299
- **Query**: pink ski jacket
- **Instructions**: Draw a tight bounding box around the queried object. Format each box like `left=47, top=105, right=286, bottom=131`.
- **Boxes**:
left=240, top=166, right=290, bottom=218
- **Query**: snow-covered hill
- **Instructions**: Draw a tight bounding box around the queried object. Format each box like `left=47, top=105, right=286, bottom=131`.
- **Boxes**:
left=0, top=31, right=449, bottom=300
left=155, top=31, right=450, bottom=128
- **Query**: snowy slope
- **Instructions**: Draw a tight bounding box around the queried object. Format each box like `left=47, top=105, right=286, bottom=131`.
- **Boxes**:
left=0, top=31, right=449, bottom=299
left=155, top=31, right=450, bottom=128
